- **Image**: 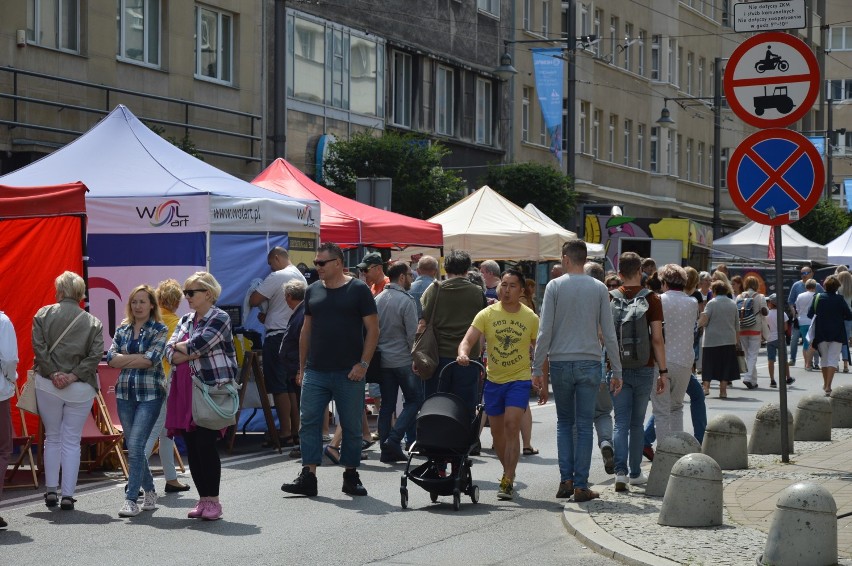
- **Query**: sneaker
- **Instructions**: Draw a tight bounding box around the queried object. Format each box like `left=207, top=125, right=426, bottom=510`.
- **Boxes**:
left=787, top=377, right=796, bottom=385
left=187, top=501, right=208, bottom=518
left=141, top=490, right=158, bottom=511
left=615, top=474, right=629, bottom=492
left=380, top=440, right=407, bottom=463
left=118, top=499, right=141, bottom=517
left=201, top=501, right=223, bottom=521
left=497, top=476, right=514, bottom=500
left=788, top=360, right=795, bottom=367
left=600, top=442, right=615, bottom=474
left=573, top=488, right=600, bottom=502
left=642, top=445, right=655, bottom=462
left=629, top=473, right=648, bottom=486
left=342, top=469, right=368, bottom=496
left=0, top=516, right=7, bottom=530
left=555, top=480, right=574, bottom=498
left=281, top=467, right=318, bottom=497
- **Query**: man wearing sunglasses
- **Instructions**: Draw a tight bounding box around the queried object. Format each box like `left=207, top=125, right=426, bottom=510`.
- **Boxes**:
left=788, top=265, right=823, bottom=368
left=281, top=242, right=378, bottom=498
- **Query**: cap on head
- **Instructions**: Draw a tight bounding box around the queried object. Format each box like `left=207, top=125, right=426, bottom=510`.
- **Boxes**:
left=357, top=252, right=384, bottom=269
left=766, top=293, right=777, bottom=304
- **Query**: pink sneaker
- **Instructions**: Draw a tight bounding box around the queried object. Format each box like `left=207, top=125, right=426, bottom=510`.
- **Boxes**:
left=201, top=501, right=222, bottom=521
left=187, top=501, right=207, bottom=519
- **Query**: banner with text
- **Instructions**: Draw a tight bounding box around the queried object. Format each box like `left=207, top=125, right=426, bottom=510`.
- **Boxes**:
left=532, top=48, right=565, bottom=165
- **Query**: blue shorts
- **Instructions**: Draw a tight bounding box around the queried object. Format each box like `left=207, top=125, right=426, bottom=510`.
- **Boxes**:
left=484, top=379, right=531, bottom=416
left=767, top=343, right=778, bottom=362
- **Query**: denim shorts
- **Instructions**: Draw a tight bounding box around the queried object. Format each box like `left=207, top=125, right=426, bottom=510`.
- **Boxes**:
left=484, top=379, right=531, bottom=416
left=767, top=343, right=778, bottom=362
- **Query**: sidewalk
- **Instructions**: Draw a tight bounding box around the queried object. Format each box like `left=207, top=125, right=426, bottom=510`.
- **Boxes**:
left=563, top=419, right=852, bottom=565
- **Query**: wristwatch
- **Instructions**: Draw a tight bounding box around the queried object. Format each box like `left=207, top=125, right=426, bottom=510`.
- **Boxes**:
left=358, top=360, right=369, bottom=369
left=659, top=368, right=669, bottom=376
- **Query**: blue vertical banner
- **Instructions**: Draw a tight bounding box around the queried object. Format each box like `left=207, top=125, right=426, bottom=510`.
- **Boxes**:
left=532, top=48, right=564, bottom=165
left=807, top=136, right=826, bottom=156
left=845, top=179, right=852, bottom=212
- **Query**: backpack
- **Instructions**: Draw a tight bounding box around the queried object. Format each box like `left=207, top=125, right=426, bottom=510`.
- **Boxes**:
left=737, top=294, right=758, bottom=328
left=610, top=289, right=653, bottom=369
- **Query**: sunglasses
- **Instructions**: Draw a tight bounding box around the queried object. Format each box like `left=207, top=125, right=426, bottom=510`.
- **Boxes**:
left=313, top=258, right=339, bottom=267
left=183, top=288, right=207, bottom=298
left=801, top=271, right=812, bottom=275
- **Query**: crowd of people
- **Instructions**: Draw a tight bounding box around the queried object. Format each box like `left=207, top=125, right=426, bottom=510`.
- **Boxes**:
left=2, top=242, right=852, bottom=528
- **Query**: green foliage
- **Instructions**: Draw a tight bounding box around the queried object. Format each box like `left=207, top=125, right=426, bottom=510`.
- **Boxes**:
left=791, top=198, right=848, bottom=244
left=479, top=162, right=576, bottom=226
left=148, top=124, right=204, bottom=160
left=321, top=131, right=467, bottom=219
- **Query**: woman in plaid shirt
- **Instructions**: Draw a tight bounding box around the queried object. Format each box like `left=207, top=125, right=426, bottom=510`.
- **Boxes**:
left=107, top=284, right=168, bottom=518
left=165, top=272, right=237, bottom=521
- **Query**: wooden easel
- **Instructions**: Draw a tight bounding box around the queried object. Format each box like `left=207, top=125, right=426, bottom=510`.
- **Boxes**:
left=227, top=350, right=281, bottom=453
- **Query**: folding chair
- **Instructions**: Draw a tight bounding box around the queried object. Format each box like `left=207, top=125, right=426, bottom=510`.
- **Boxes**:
left=4, top=384, right=39, bottom=489
left=79, top=394, right=128, bottom=478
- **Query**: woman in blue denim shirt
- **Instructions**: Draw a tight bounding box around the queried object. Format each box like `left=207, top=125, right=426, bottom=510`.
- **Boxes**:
left=107, top=284, right=168, bottom=518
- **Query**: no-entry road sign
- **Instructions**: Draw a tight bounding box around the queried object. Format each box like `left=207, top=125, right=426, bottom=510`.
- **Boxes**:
left=724, top=31, right=819, bottom=128
left=727, top=128, right=824, bottom=226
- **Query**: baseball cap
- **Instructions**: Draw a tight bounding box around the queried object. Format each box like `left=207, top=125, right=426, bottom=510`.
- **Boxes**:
left=357, top=252, right=384, bottom=269
left=766, top=293, right=777, bottom=303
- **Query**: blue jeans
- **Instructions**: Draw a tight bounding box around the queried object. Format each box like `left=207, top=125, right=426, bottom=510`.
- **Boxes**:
left=117, top=396, right=164, bottom=499
left=144, top=398, right=178, bottom=481
left=843, top=321, right=852, bottom=363
left=378, top=366, right=425, bottom=445
left=299, top=369, right=365, bottom=468
left=612, top=367, right=654, bottom=478
left=425, top=357, right=480, bottom=420
left=643, top=374, right=707, bottom=445
left=550, top=360, right=601, bottom=489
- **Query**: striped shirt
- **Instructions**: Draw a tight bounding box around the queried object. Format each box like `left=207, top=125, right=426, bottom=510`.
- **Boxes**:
left=166, top=306, right=238, bottom=385
left=106, top=318, right=168, bottom=401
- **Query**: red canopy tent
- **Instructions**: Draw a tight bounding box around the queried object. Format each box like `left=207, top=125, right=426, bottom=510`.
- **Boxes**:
left=252, top=158, right=443, bottom=249
left=0, top=182, right=88, bottom=435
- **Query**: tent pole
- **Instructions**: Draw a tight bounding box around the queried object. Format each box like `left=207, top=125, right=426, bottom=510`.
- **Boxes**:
left=80, top=213, right=91, bottom=313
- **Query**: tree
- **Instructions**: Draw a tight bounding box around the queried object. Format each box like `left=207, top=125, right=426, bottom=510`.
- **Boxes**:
left=148, top=124, right=204, bottom=160
left=791, top=198, right=848, bottom=245
left=479, top=162, right=576, bottom=226
left=322, top=131, right=467, bottom=219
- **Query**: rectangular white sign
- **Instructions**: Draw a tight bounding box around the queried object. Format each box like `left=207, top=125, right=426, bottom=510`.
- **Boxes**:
left=733, top=0, right=806, bottom=33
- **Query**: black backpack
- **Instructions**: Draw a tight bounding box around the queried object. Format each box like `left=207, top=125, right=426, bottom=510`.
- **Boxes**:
left=610, top=289, right=653, bottom=369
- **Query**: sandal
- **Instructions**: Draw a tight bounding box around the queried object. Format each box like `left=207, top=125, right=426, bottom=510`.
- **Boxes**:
left=323, top=445, right=341, bottom=465
left=44, top=492, right=59, bottom=508
left=522, top=447, right=539, bottom=456
left=361, top=439, right=376, bottom=450
left=60, top=496, right=76, bottom=511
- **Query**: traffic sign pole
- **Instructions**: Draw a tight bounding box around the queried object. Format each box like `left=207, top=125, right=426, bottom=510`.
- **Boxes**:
left=774, top=224, right=790, bottom=464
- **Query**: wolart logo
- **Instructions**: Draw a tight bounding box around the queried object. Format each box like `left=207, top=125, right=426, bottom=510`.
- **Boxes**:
left=297, top=204, right=316, bottom=227
left=135, top=200, right=189, bottom=227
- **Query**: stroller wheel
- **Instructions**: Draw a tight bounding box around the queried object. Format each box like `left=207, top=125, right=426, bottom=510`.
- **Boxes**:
left=430, top=492, right=439, bottom=503
left=400, top=488, right=409, bottom=509
left=452, top=489, right=461, bottom=511
left=470, top=485, right=479, bottom=504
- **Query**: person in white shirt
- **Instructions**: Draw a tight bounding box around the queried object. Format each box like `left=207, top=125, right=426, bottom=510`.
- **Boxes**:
left=794, top=280, right=818, bottom=372
left=765, top=294, right=791, bottom=388
left=0, top=310, right=18, bottom=530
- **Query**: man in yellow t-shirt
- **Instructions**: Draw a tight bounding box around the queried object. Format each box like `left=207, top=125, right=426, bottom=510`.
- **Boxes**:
left=457, top=268, right=539, bottom=501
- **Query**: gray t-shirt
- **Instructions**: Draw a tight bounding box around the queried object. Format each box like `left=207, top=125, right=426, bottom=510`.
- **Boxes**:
left=702, top=295, right=739, bottom=347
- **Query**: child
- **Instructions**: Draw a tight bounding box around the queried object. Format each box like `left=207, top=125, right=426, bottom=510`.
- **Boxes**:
left=766, top=294, right=794, bottom=387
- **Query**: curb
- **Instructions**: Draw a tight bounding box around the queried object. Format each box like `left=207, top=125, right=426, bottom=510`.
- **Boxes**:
left=561, top=503, right=681, bottom=566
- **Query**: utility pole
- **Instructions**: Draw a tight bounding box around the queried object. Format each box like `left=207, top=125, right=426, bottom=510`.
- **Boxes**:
left=273, top=0, right=287, bottom=159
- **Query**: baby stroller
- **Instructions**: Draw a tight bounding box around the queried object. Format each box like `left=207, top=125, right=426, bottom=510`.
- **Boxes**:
left=400, top=360, right=485, bottom=511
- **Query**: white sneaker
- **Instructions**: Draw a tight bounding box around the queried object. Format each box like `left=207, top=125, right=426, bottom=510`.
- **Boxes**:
left=615, top=474, right=629, bottom=492
left=629, top=473, right=648, bottom=486
left=141, top=490, right=158, bottom=511
left=118, top=499, right=141, bottom=517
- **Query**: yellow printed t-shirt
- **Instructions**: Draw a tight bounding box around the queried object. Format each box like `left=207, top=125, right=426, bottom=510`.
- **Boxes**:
left=472, top=302, right=539, bottom=384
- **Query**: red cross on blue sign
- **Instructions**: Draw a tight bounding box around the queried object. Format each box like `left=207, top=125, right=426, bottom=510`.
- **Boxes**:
left=727, top=128, right=824, bottom=226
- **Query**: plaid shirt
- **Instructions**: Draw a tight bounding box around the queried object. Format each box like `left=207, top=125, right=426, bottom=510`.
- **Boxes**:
left=106, top=318, right=168, bottom=401
left=165, top=306, right=238, bottom=386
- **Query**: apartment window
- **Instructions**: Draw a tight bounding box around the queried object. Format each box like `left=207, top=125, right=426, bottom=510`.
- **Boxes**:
left=828, top=79, right=852, bottom=101
left=665, top=129, right=673, bottom=175
left=623, top=119, right=632, bottom=166
left=610, top=17, right=618, bottom=66
left=624, top=23, right=633, bottom=72
left=667, top=39, right=676, bottom=85
left=709, top=144, right=715, bottom=185
left=677, top=46, right=683, bottom=88
left=697, top=142, right=704, bottom=184
left=686, top=52, right=693, bottom=94
left=330, top=30, right=346, bottom=109
left=593, top=9, right=602, bottom=56
left=350, top=36, right=379, bottom=115
left=522, top=87, right=531, bottom=142
left=698, top=57, right=705, bottom=97
left=477, top=0, right=500, bottom=17
left=721, top=0, right=730, bottom=26
left=685, top=139, right=692, bottom=180
left=117, top=0, right=161, bottom=65
left=580, top=3, right=589, bottom=37
left=28, top=0, right=79, bottom=53
left=476, top=78, right=493, bottom=145
left=592, top=109, right=602, bottom=158
left=608, top=114, right=617, bottom=161
left=638, top=30, right=646, bottom=76
left=709, top=61, right=715, bottom=98
left=292, top=17, right=324, bottom=103
left=391, top=51, right=412, bottom=127
left=195, top=5, right=233, bottom=84
left=703, top=0, right=713, bottom=17
left=637, top=123, right=645, bottom=169
left=579, top=101, right=589, bottom=153
left=436, top=66, right=455, bottom=136
left=831, top=27, right=852, bottom=51
left=650, top=126, right=659, bottom=172
left=651, top=35, right=660, bottom=81
left=523, top=0, right=532, bottom=30
left=720, top=148, right=729, bottom=188
left=541, top=1, right=550, bottom=36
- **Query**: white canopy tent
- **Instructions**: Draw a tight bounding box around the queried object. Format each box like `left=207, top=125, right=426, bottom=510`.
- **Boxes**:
left=713, top=221, right=828, bottom=264
left=523, top=202, right=565, bottom=230
left=827, top=225, right=852, bottom=266
left=428, top=185, right=602, bottom=260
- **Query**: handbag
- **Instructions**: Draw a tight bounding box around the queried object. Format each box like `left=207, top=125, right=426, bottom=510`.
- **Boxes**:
left=364, top=350, right=383, bottom=384
left=411, top=281, right=441, bottom=380
left=736, top=346, right=748, bottom=374
left=18, top=310, right=87, bottom=416
left=191, top=375, right=240, bottom=430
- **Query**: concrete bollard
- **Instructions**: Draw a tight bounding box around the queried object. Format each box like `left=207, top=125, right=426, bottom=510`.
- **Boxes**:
left=759, top=482, right=838, bottom=566
left=658, top=453, right=723, bottom=527
left=748, top=402, right=794, bottom=455
left=701, top=414, right=748, bottom=470
left=794, top=394, right=833, bottom=441
left=646, top=431, right=701, bottom=497
left=830, top=385, right=852, bottom=428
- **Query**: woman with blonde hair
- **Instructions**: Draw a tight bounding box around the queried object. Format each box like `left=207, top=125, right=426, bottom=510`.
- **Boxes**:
left=835, top=270, right=852, bottom=373
left=711, top=271, right=733, bottom=298
left=32, top=271, right=104, bottom=510
left=165, top=272, right=238, bottom=521
left=107, top=284, right=168, bottom=517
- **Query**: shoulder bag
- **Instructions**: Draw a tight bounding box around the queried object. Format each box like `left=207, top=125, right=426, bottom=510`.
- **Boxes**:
left=191, top=375, right=240, bottom=430
left=411, top=281, right=441, bottom=380
left=19, top=309, right=87, bottom=416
